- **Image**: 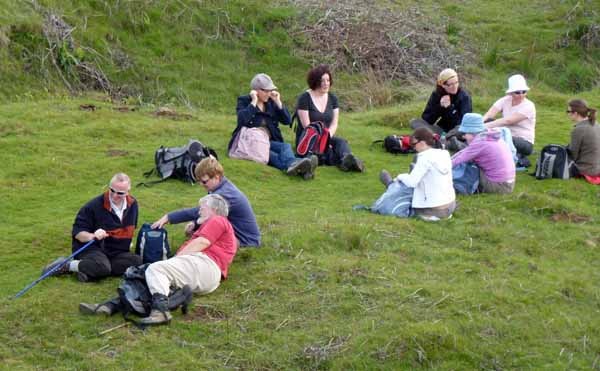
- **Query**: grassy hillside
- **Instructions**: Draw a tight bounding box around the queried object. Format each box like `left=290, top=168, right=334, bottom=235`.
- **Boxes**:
left=1, top=0, right=599, bottom=110
left=1, top=87, right=599, bottom=369
left=1, top=0, right=600, bottom=369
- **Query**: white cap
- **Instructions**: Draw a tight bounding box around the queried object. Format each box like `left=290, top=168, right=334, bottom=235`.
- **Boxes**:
left=506, top=74, right=530, bottom=93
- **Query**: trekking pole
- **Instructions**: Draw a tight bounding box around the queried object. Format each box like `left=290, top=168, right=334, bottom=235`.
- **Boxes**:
left=13, top=239, right=96, bottom=299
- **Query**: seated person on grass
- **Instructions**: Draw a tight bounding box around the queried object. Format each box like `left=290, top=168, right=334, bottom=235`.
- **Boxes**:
left=379, top=128, right=456, bottom=221
left=483, top=74, right=536, bottom=167
left=410, top=68, right=472, bottom=151
left=565, top=99, right=600, bottom=180
left=80, top=194, right=237, bottom=326
left=451, top=113, right=516, bottom=194
left=230, top=73, right=318, bottom=180
left=152, top=156, right=261, bottom=247
left=41, top=173, right=142, bottom=282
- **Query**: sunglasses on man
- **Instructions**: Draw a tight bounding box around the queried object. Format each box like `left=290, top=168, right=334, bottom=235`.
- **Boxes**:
left=109, top=187, right=128, bottom=196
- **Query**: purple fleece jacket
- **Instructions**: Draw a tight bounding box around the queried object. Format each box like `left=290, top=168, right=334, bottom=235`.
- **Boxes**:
left=451, top=130, right=515, bottom=182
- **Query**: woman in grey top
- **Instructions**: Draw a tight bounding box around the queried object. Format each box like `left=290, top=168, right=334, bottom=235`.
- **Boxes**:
left=566, top=99, right=600, bottom=177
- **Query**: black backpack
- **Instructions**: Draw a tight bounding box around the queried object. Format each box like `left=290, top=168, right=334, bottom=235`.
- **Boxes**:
left=372, top=135, right=415, bottom=154
left=135, top=223, right=171, bottom=264
left=535, top=144, right=573, bottom=179
left=117, top=264, right=193, bottom=321
left=140, top=139, right=218, bottom=186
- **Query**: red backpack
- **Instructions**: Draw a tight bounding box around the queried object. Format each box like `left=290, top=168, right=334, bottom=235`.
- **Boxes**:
left=296, top=121, right=330, bottom=156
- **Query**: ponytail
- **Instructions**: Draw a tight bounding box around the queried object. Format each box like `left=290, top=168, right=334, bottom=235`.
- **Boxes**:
left=588, top=108, right=597, bottom=125
left=568, top=98, right=597, bottom=124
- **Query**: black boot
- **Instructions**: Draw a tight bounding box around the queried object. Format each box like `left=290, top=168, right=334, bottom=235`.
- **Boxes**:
left=140, top=293, right=172, bottom=325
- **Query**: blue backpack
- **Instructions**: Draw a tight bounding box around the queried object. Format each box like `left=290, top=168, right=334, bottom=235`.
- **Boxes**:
left=135, top=223, right=171, bottom=264
left=452, top=162, right=480, bottom=195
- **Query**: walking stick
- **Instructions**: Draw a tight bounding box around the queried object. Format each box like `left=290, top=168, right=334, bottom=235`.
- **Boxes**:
left=13, top=239, right=96, bottom=299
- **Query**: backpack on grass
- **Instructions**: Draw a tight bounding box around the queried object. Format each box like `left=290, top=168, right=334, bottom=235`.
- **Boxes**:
left=372, top=135, right=414, bottom=154
left=534, top=144, right=573, bottom=180
left=135, top=223, right=171, bottom=264
left=140, top=139, right=218, bottom=186
left=296, top=121, right=330, bottom=156
left=117, top=264, right=193, bottom=321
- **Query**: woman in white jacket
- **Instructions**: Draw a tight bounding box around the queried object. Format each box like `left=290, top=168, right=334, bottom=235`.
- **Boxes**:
left=381, top=128, right=456, bottom=220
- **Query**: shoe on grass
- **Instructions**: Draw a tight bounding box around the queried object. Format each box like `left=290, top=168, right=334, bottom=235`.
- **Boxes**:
left=302, top=155, right=319, bottom=180
left=79, top=302, right=112, bottom=315
left=41, top=257, right=70, bottom=277
left=379, top=169, right=393, bottom=187
left=286, top=158, right=312, bottom=177
left=139, top=309, right=173, bottom=325
left=340, top=154, right=365, bottom=172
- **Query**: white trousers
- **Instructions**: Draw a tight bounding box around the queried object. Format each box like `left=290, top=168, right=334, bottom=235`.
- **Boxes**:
left=145, top=253, right=221, bottom=297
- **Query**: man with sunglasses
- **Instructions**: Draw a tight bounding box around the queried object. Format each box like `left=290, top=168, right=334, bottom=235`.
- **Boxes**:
left=41, top=173, right=142, bottom=282
left=152, top=157, right=261, bottom=248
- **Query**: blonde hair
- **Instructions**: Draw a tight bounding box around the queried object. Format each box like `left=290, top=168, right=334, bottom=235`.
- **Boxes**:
left=194, top=157, right=224, bottom=180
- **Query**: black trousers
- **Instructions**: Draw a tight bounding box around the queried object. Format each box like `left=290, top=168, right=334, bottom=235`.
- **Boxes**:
left=77, top=248, right=142, bottom=280
left=513, top=137, right=534, bottom=156
left=320, top=136, right=352, bottom=166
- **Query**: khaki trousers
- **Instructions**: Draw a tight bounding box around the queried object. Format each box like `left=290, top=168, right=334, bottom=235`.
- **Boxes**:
left=145, top=253, right=221, bottom=297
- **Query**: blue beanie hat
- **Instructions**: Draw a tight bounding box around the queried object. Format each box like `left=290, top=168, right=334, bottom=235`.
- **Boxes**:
left=458, top=113, right=485, bottom=134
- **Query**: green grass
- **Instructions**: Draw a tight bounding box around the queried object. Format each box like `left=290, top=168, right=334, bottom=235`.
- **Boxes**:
left=1, top=0, right=600, bottom=369
left=1, top=85, right=600, bottom=369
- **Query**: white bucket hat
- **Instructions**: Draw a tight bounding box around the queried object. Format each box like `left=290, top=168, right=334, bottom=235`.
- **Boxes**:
left=506, top=74, right=530, bottom=94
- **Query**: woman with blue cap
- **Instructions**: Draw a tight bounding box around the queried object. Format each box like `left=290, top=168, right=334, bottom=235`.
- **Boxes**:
left=452, top=113, right=516, bottom=194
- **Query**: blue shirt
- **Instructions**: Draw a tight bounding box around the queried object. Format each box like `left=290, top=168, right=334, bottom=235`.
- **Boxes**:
left=167, top=176, right=261, bottom=247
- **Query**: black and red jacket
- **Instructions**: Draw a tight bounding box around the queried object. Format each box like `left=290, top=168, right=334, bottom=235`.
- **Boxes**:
left=71, top=192, right=138, bottom=257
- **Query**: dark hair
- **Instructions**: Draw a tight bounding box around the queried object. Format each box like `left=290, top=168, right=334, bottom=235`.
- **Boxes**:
left=412, top=127, right=436, bottom=146
left=307, top=65, right=333, bottom=90
left=568, top=99, right=597, bottom=124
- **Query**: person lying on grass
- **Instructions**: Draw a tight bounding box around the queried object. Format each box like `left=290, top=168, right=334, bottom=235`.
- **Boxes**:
left=41, top=173, right=142, bottom=282
left=152, top=156, right=260, bottom=247
left=80, top=194, right=237, bottom=325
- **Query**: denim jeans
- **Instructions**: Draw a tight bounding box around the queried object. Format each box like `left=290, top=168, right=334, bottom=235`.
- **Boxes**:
left=268, top=141, right=297, bottom=170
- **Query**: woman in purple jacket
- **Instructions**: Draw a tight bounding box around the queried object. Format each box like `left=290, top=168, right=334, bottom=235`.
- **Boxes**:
left=452, top=113, right=516, bottom=194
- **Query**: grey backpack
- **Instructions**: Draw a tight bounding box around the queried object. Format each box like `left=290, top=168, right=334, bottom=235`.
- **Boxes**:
left=535, top=144, right=573, bottom=180
left=141, top=139, right=218, bottom=186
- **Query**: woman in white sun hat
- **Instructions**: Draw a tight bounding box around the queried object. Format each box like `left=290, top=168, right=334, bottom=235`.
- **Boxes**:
left=483, top=74, right=536, bottom=166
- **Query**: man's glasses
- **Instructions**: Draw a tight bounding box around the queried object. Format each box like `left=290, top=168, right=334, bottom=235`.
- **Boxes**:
left=512, top=90, right=527, bottom=95
left=109, top=187, right=128, bottom=196
left=566, top=110, right=574, bottom=114
left=443, top=80, right=459, bottom=87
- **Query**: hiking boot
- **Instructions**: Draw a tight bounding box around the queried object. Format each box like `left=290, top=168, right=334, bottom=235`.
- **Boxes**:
left=379, top=169, right=393, bottom=187
left=77, top=272, right=90, bottom=283
left=303, top=155, right=319, bottom=180
left=340, top=154, right=365, bottom=172
left=79, top=302, right=113, bottom=315
left=41, top=257, right=71, bottom=277
left=139, top=309, right=173, bottom=325
left=139, top=293, right=172, bottom=325
left=286, top=158, right=312, bottom=177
